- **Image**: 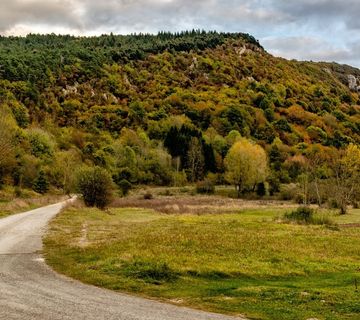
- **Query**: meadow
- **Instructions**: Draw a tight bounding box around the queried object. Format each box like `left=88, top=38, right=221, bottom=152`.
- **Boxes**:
left=43, top=195, right=360, bottom=320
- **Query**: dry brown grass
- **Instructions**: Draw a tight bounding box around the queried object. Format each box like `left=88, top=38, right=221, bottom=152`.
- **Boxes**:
left=111, top=195, right=298, bottom=215
left=0, top=194, right=68, bottom=218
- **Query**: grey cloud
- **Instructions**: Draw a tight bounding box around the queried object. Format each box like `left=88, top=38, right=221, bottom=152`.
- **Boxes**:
left=81, top=0, right=288, bottom=32
left=274, top=0, right=360, bottom=30
left=0, top=0, right=81, bottom=32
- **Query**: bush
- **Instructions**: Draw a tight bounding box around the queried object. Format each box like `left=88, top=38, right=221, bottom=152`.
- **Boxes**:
left=283, top=206, right=335, bottom=226
left=143, top=192, right=153, bottom=200
left=284, top=206, right=314, bottom=223
left=76, top=166, right=113, bottom=209
left=196, top=179, right=215, bottom=194
left=118, top=179, right=132, bottom=196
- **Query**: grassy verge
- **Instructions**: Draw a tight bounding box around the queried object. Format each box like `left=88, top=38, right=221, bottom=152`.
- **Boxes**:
left=0, top=188, right=67, bottom=218
left=44, top=203, right=360, bottom=320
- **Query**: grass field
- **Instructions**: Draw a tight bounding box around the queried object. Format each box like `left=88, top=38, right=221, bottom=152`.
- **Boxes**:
left=44, top=198, right=360, bottom=320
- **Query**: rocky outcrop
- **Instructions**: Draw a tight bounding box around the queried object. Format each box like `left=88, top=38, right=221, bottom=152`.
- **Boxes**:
left=348, top=75, right=360, bottom=92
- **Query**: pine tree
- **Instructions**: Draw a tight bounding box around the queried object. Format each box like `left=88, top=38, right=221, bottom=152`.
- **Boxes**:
left=33, top=170, right=49, bottom=194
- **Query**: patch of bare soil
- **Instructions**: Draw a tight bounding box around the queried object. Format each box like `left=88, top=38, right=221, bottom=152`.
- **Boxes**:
left=340, top=223, right=360, bottom=228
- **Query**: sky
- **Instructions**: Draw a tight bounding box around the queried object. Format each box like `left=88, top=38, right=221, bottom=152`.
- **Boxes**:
left=1, top=0, right=360, bottom=68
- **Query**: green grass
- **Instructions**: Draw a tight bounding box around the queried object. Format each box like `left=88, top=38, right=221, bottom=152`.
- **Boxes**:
left=44, top=206, right=360, bottom=320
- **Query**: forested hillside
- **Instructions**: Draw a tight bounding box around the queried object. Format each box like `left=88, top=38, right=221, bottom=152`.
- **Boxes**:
left=1, top=31, right=359, bottom=203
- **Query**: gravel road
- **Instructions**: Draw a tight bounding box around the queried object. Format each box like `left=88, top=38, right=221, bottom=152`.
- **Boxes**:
left=0, top=201, right=244, bottom=320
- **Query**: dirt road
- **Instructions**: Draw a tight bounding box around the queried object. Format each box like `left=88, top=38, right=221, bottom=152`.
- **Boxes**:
left=0, top=201, right=243, bottom=320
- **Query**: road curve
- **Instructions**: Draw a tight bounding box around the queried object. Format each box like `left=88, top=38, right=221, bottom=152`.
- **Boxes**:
left=0, top=201, right=244, bottom=320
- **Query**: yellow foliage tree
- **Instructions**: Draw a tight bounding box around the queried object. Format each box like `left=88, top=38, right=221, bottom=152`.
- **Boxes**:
left=225, top=138, right=268, bottom=197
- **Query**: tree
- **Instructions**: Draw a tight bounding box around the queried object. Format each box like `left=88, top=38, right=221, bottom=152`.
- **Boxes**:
left=187, top=137, right=205, bottom=182
left=225, top=138, right=268, bottom=197
left=76, top=166, right=114, bottom=209
left=118, top=179, right=132, bottom=196
left=330, top=144, right=360, bottom=214
left=33, top=170, right=49, bottom=194
left=256, top=182, right=266, bottom=197
left=26, top=128, right=55, bottom=159
left=0, top=106, right=17, bottom=186
left=53, top=149, right=81, bottom=195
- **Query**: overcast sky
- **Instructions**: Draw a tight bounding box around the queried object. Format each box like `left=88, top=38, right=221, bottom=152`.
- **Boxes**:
left=1, top=0, right=359, bottom=68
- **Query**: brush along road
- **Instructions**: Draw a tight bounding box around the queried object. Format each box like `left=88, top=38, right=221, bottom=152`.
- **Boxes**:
left=0, top=200, right=243, bottom=320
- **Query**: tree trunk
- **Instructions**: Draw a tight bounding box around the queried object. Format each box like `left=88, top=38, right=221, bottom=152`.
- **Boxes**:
left=314, top=179, right=322, bottom=207
left=340, top=204, right=347, bottom=215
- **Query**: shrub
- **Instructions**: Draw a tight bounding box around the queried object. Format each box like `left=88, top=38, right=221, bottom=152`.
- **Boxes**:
left=284, top=206, right=314, bottom=223
left=283, top=206, right=335, bottom=226
left=143, top=192, right=153, bottom=200
left=196, top=179, right=215, bottom=194
left=118, top=179, right=132, bottom=196
left=33, top=170, right=49, bottom=194
left=76, top=166, right=113, bottom=209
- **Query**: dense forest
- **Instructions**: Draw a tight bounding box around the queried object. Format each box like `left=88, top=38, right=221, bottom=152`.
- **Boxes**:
left=0, top=31, right=359, bottom=208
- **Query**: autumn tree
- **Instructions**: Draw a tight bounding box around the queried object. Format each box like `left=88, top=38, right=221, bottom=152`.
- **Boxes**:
left=225, top=138, right=268, bottom=197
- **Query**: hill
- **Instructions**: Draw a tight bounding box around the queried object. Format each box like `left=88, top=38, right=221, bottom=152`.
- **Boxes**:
left=0, top=31, right=359, bottom=196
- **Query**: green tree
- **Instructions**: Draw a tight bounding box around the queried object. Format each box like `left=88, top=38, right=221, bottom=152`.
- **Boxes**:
left=76, top=166, right=114, bottom=209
